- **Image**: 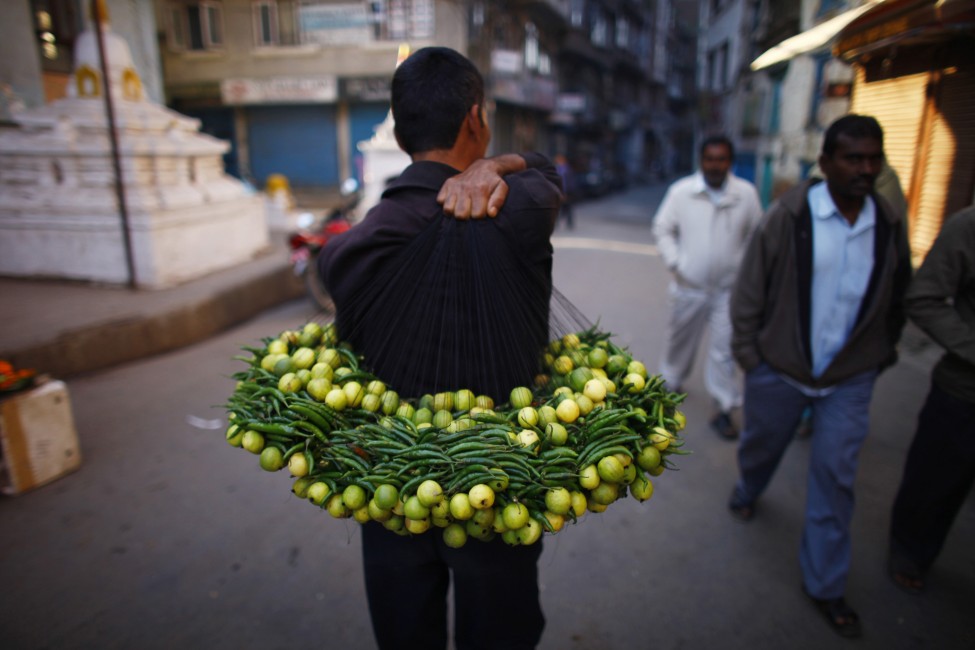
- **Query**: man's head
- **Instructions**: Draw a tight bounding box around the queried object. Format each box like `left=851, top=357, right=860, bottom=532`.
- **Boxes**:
left=819, top=114, right=885, bottom=201
left=699, top=136, right=734, bottom=189
left=391, top=47, right=487, bottom=159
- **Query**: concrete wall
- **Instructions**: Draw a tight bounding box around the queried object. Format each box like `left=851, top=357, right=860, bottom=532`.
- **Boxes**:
left=105, top=0, right=165, bottom=103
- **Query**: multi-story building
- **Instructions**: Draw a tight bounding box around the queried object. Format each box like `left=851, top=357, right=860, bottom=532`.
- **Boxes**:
left=3, top=1, right=699, bottom=195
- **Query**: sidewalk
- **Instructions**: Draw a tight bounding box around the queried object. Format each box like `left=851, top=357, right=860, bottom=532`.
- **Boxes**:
left=1, top=232, right=306, bottom=379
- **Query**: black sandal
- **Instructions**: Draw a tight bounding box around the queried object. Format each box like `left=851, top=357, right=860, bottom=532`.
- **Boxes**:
left=728, top=492, right=755, bottom=522
left=803, top=587, right=861, bottom=638
left=887, top=553, right=925, bottom=594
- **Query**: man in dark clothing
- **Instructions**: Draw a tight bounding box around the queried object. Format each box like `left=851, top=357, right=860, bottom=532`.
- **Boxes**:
left=319, top=47, right=561, bottom=650
left=729, top=115, right=912, bottom=638
left=888, top=205, right=975, bottom=594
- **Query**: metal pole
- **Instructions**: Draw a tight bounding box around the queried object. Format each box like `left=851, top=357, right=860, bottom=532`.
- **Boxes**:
left=92, top=0, right=138, bottom=289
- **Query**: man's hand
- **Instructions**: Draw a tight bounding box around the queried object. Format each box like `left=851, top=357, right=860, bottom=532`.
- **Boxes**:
left=438, top=155, right=526, bottom=219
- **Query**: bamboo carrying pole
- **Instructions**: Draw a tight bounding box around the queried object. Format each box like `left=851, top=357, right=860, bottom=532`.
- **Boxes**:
left=92, top=0, right=138, bottom=289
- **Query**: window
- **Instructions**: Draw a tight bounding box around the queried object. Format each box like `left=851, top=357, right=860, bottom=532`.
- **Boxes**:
left=167, top=1, right=224, bottom=51
left=615, top=16, right=629, bottom=49
left=570, top=0, right=585, bottom=28
left=525, top=23, right=539, bottom=70
left=252, top=1, right=299, bottom=46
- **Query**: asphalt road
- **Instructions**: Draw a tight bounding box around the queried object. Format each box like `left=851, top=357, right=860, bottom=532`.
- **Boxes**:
left=1, top=186, right=973, bottom=649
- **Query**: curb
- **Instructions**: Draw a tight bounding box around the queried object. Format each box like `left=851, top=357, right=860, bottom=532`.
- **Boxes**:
left=6, top=265, right=305, bottom=379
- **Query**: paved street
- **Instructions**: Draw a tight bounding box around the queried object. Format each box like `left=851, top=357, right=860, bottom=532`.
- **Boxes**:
left=1, top=184, right=973, bottom=649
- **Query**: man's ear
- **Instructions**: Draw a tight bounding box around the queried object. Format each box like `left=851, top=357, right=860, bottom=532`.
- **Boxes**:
left=466, top=105, right=483, bottom=132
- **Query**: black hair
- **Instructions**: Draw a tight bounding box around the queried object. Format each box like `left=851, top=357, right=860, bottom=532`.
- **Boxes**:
left=700, top=135, right=734, bottom=161
left=822, top=114, right=883, bottom=156
left=391, top=47, right=485, bottom=156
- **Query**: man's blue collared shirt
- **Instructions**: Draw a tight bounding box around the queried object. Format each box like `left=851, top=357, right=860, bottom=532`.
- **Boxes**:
left=808, top=182, right=876, bottom=378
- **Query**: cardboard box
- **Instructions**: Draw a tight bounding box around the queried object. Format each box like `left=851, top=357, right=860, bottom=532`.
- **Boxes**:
left=0, top=380, right=82, bottom=495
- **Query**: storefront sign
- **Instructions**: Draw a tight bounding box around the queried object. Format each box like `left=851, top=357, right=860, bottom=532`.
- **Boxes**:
left=221, top=76, right=338, bottom=105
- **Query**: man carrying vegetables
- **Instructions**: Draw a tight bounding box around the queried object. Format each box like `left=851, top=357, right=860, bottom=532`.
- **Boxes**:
left=319, top=47, right=562, bottom=650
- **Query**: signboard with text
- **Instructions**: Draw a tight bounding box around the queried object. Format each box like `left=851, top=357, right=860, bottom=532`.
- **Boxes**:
left=221, top=77, right=338, bottom=105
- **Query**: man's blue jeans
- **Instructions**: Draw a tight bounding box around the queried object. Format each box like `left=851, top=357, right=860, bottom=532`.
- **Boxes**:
left=733, top=363, right=878, bottom=599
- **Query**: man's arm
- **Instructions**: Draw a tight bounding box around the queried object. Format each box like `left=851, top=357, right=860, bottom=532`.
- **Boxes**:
left=438, top=153, right=557, bottom=219
left=730, top=214, right=773, bottom=371
left=905, top=212, right=975, bottom=364
left=651, top=187, right=680, bottom=271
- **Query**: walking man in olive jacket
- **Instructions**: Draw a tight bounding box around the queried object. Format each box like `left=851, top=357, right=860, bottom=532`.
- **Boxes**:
left=728, top=115, right=912, bottom=638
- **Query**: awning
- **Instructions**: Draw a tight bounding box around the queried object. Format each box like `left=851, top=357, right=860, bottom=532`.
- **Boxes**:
left=750, top=1, right=886, bottom=71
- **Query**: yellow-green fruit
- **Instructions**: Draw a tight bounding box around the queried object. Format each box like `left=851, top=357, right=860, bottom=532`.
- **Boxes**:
left=432, top=409, right=453, bottom=429
left=226, top=423, right=244, bottom=447
left=413, top=407, right=433, bottom=425
left=241, top=430, right=265, bottom=454
left=360, top=393, right=382, bottom=413
left=627, top=360, right=648, bottom=378
left=432, top=392, right=454, bottom=412
left=449, top=493, right=475, bottom=520
left=367, top=499, right=393, bottom=522
left=309, top=362, right=333, bottom=380
left=587, top=347, right=609, bottom=369
left=472, top=506, right=497, bottom=528
left=352, top=505, right=372, bottom=524
left=324, top=388, right=348, bottom=411
left=342, top=484, right=367, bottom=510
left=273, top=356, right=296, bottom=377
left=266, top=339, right=289, bottom=356
left=517, top=518, right=543, bottom=545
left=384, top=515, right=405, bottom=533
left=288, top=452, right=309, bottom=477
left=381, top=390, right=400, bottom=415
left=403, top=495, right=431, bottom=520
left=650, top=427, right=673, bottom=451
left=637, top=445, right=662, bottom=471
left=469, top=484, right=496, bottom=510
left=544, top=487, right=572, bottom=515
left=555, top=398, right=580, bottom=423
left=591, top=481, right=620, bottom=505
left=624, top=373, right=646, bottom=393
left=291, top=347, right=316, bottom=370
left=343, top=381, right=365, bottom=407
left=475, top=394, right=495, bottom=409
left=630, top=474, right=654, bottom=502
left=405, top=517, right=431, bottom=535
left=443, top=523, right=468, bottom=548
left=545, top=422, right=568, bottom=446
left=466, top=520, right=494, bottom=541
left=395, top=403, right=415, bottom=420
left=326, top=494, right=351, bottom=518
left=502, top=502, right=530, bottom=530
left=597, top=456, right=625, bottom=483
left=579, top=464, right=600, bottom=490
left=306, top=481, right=331, bottom=505
left=278, top=372, right=302, bottom=393
left=416, top=480, right=445, bottom=508
left=569, top=367, right=595, bottom=392
left=542, top=511, right=566, bottom=533
left=260, top=353, right=287, bottom=372
left=259, top=447, right=284, bottom=471
left=509, top=386, right=533, bottom=409
left=318, top=347, right=343, bottom=368
left=306, top=377, right=331, bottom=402
left=570, top=491, right=588, bottom=517
left=365, top=379, right=386, bottom=395
left=374, top=484, right=399, bottom=510
left=517, top=407, right=539, bottom=428
left=552, top=355, right=574, bottom=375
left=537, top=405, right=558, bottom=427
left=454, top=389, right=475, bottom=411
left=292, top=476, right=313, bottom=498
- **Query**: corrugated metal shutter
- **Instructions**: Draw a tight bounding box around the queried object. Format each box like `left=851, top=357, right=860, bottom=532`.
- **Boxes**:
left=850, top=59, right=975, bottom=264
left=247, top=105, right=339, bottom=188
left=916, top=66, right=975, bottom=260
left=849, top=66, right=927, bottom=214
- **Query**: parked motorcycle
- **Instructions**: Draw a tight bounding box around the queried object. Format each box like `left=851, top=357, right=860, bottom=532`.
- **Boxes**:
left=287, top=178, right=358, bottom=311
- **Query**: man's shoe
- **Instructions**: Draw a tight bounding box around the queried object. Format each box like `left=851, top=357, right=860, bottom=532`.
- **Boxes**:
left=710, top=412, right=738, bottom=440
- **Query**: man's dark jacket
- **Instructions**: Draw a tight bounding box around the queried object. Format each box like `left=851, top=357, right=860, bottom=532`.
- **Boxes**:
left=731, top=178, right=912, bottom=388
left=319, top=154, right=561, bottom=400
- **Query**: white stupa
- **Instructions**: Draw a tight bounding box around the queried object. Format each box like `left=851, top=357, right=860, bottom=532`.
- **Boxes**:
left=0, top=2, right=268, bottom=288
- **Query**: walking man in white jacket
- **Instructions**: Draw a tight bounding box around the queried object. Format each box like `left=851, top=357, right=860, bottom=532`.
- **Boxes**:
left=652, top=136, right=763, bottom=439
